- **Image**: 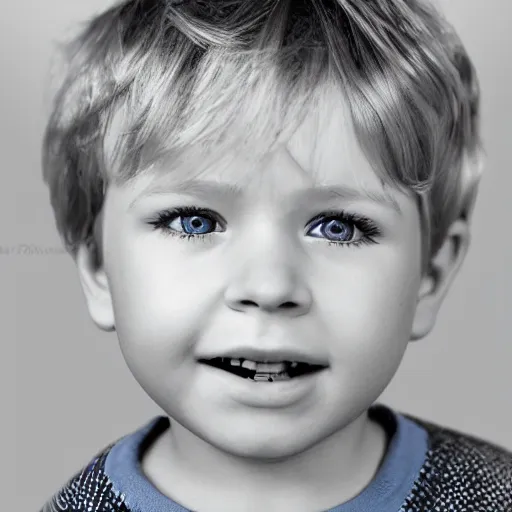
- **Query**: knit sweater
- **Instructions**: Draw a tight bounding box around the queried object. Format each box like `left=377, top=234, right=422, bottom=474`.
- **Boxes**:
left=40, top=403, right=512, bottom=511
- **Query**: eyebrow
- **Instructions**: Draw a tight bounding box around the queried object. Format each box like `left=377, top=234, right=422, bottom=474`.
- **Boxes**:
left=130, top=178, right=403, bottom=216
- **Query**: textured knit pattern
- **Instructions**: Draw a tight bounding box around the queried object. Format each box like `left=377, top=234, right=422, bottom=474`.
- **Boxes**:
left=400, top=413, right=512, bottom=511
left=41, top=416, right=512, bottom=512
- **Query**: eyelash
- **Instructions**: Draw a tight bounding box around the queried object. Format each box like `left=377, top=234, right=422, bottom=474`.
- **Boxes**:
left=147, top=206, right=382, bottom=248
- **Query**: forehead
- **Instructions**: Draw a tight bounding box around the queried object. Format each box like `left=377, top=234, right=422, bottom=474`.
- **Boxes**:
left=185, top=92, right=367, bottom=181
left=107, top=82, right=409, bottom=206
left=283, top=84, right=380, bottom=189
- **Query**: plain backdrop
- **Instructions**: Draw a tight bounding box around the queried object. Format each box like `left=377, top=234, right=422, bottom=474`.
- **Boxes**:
left=5, top=0, right=511, bottom=509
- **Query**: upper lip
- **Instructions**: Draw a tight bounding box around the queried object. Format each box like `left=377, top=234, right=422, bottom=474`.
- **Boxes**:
left=197, top=347, right=329, bottom=366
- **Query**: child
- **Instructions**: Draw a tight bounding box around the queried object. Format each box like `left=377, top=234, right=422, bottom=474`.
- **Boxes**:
left=40, top=0, right=511, bottom=511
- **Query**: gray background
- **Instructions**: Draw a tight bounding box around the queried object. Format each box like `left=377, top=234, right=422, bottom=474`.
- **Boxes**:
left=5, top=0, right=510, bottom=509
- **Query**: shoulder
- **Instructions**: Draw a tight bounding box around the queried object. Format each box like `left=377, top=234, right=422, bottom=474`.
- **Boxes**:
left=39, top=440, right=132, bottom=512
left=400, top=412, right=512, bottom=511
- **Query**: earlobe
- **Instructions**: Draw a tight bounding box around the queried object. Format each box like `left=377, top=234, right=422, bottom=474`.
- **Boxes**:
left=76, top=242, right=116, bottom=332
left=410, top=218, right=471, bottom=341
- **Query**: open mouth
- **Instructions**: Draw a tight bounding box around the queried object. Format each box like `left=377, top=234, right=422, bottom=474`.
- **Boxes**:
left=198, top=357, right=327, bottom=382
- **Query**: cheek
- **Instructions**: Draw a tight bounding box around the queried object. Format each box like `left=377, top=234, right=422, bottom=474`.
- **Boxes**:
left=106, top=236, right=216, bottom=361
left=321, top=256, right=419, bottom=367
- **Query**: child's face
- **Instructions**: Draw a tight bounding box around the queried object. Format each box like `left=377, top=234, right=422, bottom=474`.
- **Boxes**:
left=82, top=88, right=426, bottom=459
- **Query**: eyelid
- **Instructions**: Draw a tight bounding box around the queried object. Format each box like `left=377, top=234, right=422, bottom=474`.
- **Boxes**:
left=174, top=206, right=225, bottom=225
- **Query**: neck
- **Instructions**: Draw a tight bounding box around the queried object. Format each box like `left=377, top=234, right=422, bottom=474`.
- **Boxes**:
left=142, top=410, right=389, bottom=512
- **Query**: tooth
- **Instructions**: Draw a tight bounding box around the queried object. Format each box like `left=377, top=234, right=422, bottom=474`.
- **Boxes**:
left=241, top=360, right=257, bottom=370
left=256, top=362, right=287, bottom=373
left=229, top=359, right=241, bottom=366
left=254, top=373, right=272, bottom=381
left=271, top=373, right=291, bottom=381
left=290, top=362, right=298, bottom=368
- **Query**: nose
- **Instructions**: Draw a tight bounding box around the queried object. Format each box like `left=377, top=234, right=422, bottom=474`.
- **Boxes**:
left=224, top=234, right=312, bottom=317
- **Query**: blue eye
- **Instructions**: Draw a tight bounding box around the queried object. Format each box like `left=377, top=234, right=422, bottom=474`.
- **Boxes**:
left=308, top=217, right=356, bottom=243
left=147, top=206, right=381, bottom=248
left=180, top=214, right=215, bottom=235
left=148, top=206, right=223, bottom=243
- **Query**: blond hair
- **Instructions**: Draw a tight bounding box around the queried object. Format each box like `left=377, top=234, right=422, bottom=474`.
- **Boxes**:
left=42, top=0, right=483, bottom=274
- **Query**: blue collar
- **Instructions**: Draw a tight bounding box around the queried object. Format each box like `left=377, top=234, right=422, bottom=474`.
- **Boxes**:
left=105, top=403, right=428, bottom=512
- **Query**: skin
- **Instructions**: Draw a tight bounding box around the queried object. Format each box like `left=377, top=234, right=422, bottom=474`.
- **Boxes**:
left=76, top=86, right=470, bottom=512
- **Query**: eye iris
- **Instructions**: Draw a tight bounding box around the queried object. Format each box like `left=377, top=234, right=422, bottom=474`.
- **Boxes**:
left=323, top=219, right=353, bottom=240
left=183, top=216, right=212, bottom=234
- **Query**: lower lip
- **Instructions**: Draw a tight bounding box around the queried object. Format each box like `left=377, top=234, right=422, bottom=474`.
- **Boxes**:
left=199, top=364, right=327, bottom=409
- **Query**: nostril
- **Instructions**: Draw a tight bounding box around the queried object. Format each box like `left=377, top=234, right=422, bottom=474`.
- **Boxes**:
left=240, top=300, right=258, bottom=306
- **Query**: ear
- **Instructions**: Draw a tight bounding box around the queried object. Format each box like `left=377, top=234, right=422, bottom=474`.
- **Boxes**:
left=76, top=241, right=116, bottom=332
left=410, top=217, right=471, bottom=341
